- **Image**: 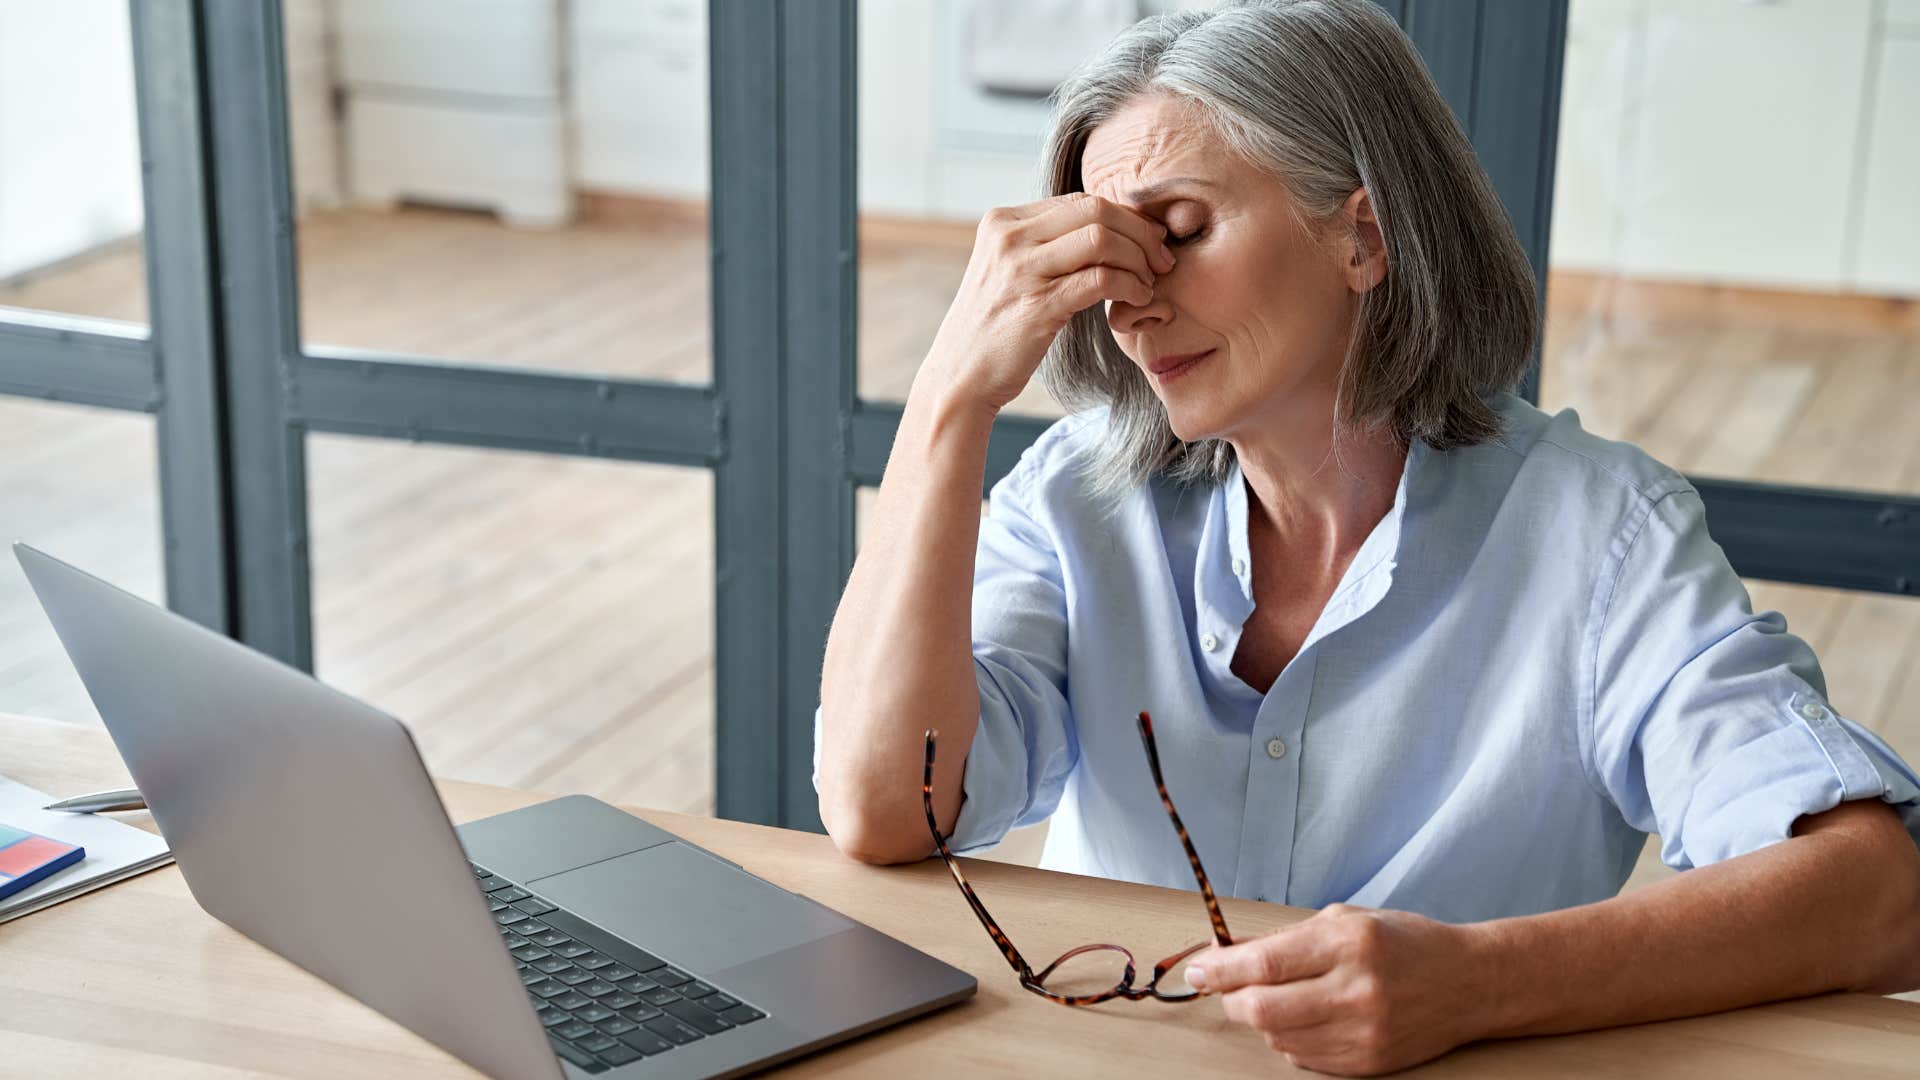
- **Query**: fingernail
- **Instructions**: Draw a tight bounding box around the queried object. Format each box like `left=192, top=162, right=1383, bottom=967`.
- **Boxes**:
left=1159, top=243, right=1175, bottom=265
left=1185, top=965, right=1209, bottom=989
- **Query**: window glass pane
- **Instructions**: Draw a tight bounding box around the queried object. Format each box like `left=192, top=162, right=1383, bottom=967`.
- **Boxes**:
left=308, top=435, right=714, bottom=814
left=286, top=0, right=710, bottom=383
left=0, top=0, right=148, bottom=326
left=1542, top=0, right=1920, bottom=498
left=0, top=400, right=161, bottom=723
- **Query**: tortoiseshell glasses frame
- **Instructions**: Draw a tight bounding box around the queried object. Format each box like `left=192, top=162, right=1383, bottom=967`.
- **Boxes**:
left=922, top=710, right=1234, bottom=1005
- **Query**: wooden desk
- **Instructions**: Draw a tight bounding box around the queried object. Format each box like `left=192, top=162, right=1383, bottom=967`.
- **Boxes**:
left=4, top=712, right=1917, bottom=1078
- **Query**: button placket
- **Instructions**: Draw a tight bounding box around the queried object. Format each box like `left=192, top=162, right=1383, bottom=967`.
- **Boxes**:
left=1234, top=651, right=1316, bottom=905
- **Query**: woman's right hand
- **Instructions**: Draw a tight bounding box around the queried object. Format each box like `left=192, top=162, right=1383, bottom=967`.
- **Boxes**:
left=921, top=192, right=1178, bottom=413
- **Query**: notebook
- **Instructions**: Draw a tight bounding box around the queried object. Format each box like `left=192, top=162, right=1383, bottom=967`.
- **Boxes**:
left=0, top=774, right=172, bottom=924
left=0, top=823, right=84, bottom=900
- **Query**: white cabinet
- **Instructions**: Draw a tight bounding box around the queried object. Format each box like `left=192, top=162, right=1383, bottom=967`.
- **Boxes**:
left=335, top=0, right=569, bottom=226
left=569, top=0, right=709, bottom=200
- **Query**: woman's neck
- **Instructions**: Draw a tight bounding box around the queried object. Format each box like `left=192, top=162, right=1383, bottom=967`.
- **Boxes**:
left=1232, top=417, right=1407, bottom=571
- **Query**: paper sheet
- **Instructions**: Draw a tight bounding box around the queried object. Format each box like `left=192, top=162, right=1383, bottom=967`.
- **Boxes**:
left=0, top=774, right=172, bottom=924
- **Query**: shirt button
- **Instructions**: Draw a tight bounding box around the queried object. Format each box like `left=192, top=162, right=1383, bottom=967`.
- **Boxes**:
left=1231, top=557, right=1246, bottom=576
left=1200, top=633, right=1220, bottom=652
left=1266, top=737, right=1287, bottom=759
left=1800, top=702, right=1828, bottom=721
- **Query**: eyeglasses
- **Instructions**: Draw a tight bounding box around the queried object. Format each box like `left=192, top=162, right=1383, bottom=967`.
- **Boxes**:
left=922, top=710, right=1233, bottom=1005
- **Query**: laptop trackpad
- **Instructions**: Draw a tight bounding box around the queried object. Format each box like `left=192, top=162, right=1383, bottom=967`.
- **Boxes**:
left=531, top=843, right=854, bottom=974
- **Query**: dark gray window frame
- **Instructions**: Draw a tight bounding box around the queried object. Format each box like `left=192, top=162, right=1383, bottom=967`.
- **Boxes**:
left=0, top=0, right=1913, bottom=837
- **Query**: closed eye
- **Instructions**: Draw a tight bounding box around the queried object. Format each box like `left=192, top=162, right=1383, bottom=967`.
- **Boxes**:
left=1167, top=228, right=1205, bottom=247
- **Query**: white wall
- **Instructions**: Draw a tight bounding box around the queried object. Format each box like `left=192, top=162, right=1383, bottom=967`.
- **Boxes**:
left=0, top=0, right=144, bottom=281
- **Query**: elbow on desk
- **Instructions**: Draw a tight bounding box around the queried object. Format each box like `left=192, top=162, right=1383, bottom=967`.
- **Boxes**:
left=818, top=789, right=934, bottom=866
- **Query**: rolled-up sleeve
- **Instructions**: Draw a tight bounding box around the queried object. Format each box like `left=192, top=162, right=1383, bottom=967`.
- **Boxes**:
left=1587, top=487, right=1920, bottom=870
left=946, top=458, right=1079, bottom=853
left=810, top=448, right=1079, bottom=855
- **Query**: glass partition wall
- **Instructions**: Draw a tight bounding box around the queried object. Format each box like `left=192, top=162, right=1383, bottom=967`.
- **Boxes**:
left=2, top=2, right=1910, bottom=854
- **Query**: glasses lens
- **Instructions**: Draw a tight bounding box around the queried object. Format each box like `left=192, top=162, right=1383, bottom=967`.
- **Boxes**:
left=1038, top=944, right=1132, bottom=999
left=1150, top=942, right=1212, bottom=1000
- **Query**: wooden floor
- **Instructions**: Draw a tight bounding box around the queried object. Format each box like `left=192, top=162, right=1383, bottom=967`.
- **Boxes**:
left=2, top=204, right=1917, bottom=879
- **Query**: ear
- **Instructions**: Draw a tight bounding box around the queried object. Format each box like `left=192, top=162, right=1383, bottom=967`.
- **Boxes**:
left=1338, top=187, right=1387, bottom=294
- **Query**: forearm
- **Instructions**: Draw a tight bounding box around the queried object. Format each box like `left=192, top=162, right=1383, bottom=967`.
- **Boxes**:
left=817, top=359, right=997, bottom=861
left=1468, top=803, right=1920, bottom=1040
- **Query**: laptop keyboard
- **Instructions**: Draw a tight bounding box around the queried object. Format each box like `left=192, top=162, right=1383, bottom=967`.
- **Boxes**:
left=471, top=862, right=768, bottom=1073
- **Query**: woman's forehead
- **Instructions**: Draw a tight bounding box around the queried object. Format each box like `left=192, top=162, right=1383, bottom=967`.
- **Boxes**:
left=1082, top=98, right=1226, bottom=203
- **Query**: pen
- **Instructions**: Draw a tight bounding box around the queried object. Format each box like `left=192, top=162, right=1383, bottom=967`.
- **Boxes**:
left=43, top=788, right=148, bottom=814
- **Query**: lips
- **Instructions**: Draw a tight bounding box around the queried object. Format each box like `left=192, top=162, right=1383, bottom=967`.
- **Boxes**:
left=1148, top=349, right=1214, bottom=380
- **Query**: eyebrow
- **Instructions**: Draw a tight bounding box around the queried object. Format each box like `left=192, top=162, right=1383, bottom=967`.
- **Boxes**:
left=1121, top=177, right=1220, bottom=205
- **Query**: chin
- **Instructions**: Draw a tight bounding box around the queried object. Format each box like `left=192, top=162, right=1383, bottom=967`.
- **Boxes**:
left=1160, top=402, right=1229, bottom=445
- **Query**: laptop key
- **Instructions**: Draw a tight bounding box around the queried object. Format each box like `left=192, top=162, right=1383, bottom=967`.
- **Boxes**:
left=617, top=1029, right=675, bottom=1055
left=577, top=954, right=614, bottom=972
left=718, top=1004, right=766, bottom=1026
left=600, top=992, right=640, bottom=1011
left=620, top=1004, right=664, bottom=1023
left=529, top=929, right=569, bottom=948
left=577, top=980, right=618, bottom=998
left=663, top=999, right=732, bottom=1035
left=471, top=864, right=493, bottom=878
left=699, top=993, right=739, bottom=1012
left=520, top=969, right=551, bottom=987
left=615, top=976, right=657, bottom=995
left=641, top=1017, right=704, bottom=1046
left=485, top=878, right=519, bottom=894
left=598, top=1044, right=643, bottom=1067
left=515, top=898, right=558, bottom=917
left=495, top=909, right=532, bottom=926
left=681, top=980, right=716, bottom=999
left=556, top=970, right=595, bottom=986
left=538, top=1009, right=571, bottom=1029
left=653, top=968, right=692, bottom=988
left=639, top=987, right=680, bottom=1007
left=555, top=1020, right=595, bottom=1041
left=513, top=945, right=551, bottom=962
left=502, top=933, right=531, bottom=950
left=548, top=1035, right=607, bottom=1074
left=532, top=957, right=572, bottom=974
left=597, top=1018, right=639, bottom=1036
left=492, top=886, right=532, bottom=904
left=487, top=899, right=509, bottom=913
left=577, top=1034, right=618, bottom=1054
left=538, top=910, right=670, bottom=975
left=552, top=991, right=593, bottom=1011
left=554, top=942, right=594, bottom=959
left=574, top=1004, right=615, bottom=1024
left=529, top=981, right=570, bottom=999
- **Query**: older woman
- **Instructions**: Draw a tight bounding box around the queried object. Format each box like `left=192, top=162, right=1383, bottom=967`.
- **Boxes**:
left=813, top=0, right=1920, bottom=1073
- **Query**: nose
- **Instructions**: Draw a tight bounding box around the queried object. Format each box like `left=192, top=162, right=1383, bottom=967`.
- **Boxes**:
left=1106, top=289, right=1170, bottom=336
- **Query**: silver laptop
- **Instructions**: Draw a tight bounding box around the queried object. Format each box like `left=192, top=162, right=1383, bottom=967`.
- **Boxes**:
left=16, top=543, right=974, bottom=1078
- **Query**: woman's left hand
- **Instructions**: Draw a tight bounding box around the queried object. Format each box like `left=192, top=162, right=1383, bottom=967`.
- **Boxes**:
left=1184, top=902, right=1498, bottom=1076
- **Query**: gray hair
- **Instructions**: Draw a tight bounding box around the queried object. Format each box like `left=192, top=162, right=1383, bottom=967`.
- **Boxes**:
left=1037, top=0, right=1539, bottom=501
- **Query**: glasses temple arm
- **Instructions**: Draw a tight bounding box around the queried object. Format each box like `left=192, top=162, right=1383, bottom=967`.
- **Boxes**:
left=1137, top=712, right=1234, bottom=946
left=924, top=731, right=1037, bottom=980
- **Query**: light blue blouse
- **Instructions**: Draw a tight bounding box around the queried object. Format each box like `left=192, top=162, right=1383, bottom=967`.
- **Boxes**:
left=814, top=393, right=1920, bottom=923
